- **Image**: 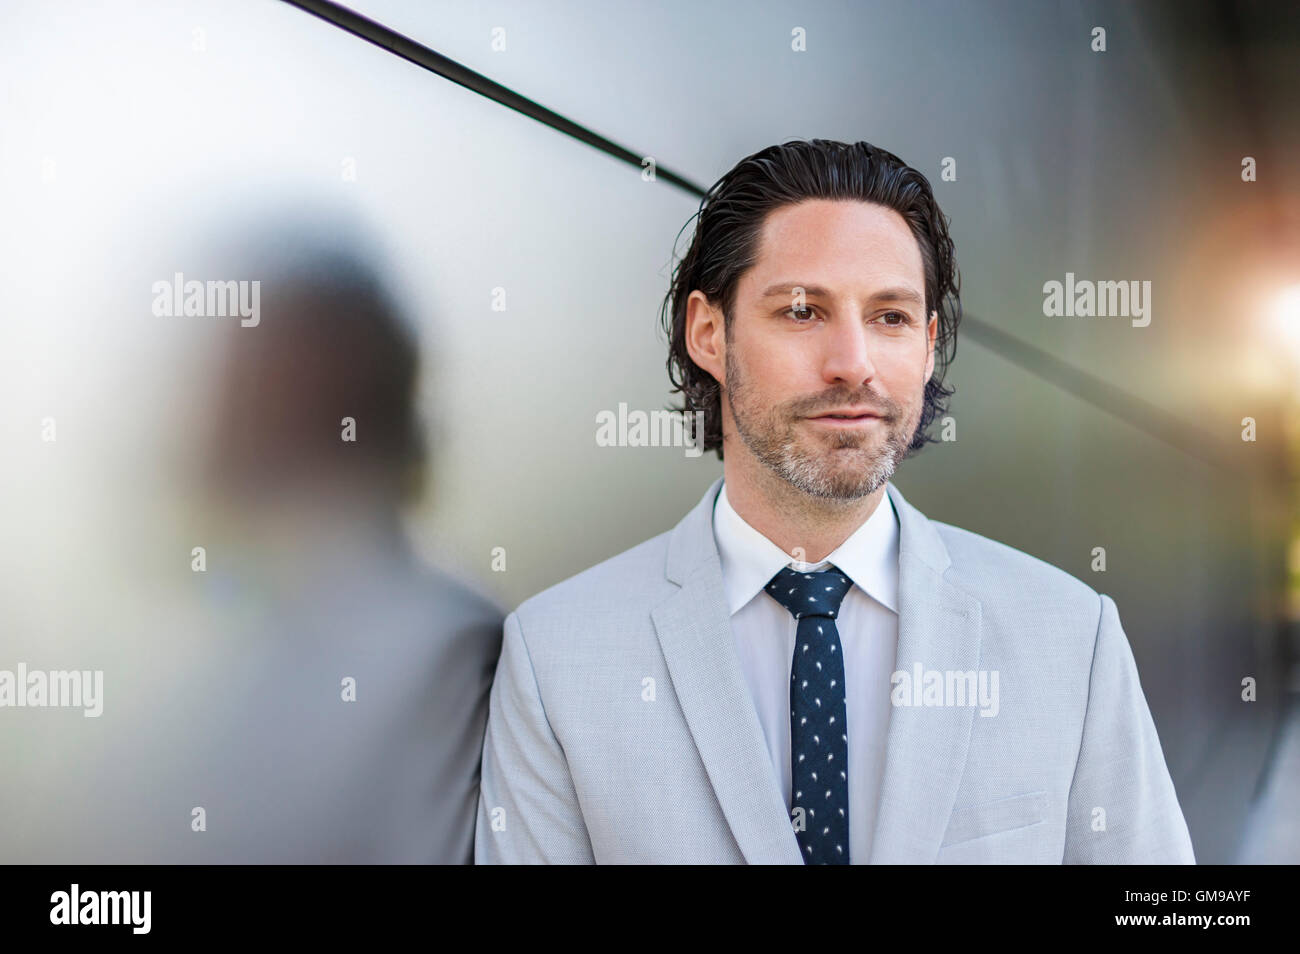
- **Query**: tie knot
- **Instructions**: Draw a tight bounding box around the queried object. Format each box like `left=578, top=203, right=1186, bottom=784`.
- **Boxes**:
left=765, top=564, right=854, bottom=620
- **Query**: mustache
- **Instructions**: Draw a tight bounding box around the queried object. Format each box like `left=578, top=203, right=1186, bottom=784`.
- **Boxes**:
left=786, top=389, right=897, bottom=419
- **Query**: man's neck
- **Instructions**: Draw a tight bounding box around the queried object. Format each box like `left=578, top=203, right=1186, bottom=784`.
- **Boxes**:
left=722, top=457, right=887, bottom=565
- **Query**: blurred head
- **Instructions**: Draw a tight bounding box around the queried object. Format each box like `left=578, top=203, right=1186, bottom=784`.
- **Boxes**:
left=661, top=139, right=961, bottom=500
left=203, top=231, right=425, bottom=513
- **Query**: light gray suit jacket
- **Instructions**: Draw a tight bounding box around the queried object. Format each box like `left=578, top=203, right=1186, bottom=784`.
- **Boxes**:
left=475, top=477, right=1195, bottom=863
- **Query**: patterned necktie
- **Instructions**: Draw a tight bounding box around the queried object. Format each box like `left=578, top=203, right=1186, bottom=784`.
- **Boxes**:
left=765, top=564, right=855, bottom=865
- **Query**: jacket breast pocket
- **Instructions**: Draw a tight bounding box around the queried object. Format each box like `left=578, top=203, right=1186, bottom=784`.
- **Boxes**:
left=941, top=790, right=1048, bottom=847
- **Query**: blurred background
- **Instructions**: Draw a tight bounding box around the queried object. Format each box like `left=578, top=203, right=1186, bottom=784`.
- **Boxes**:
left=0, top=0, right=1297, bottom=863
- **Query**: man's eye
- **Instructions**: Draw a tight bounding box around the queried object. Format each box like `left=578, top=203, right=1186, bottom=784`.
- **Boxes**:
left=879, top=311, right=909, bottom=326
left=785, top=307, right=817, bottom=323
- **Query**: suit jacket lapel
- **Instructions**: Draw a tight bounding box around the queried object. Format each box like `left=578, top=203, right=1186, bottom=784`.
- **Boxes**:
left=868, top=482, right=983, bottom=863
left=651, top=477, right=803, bottom=864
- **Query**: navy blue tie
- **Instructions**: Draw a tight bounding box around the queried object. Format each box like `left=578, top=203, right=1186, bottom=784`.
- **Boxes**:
left=766, top=564, right=854, bottom=865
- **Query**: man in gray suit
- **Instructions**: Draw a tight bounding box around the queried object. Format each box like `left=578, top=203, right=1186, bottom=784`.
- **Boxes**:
left=475, top=139, right=1194, bottom=864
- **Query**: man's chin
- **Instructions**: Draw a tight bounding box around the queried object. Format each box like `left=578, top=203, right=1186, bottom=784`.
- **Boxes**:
left=776, top=450, right=893, bottom=500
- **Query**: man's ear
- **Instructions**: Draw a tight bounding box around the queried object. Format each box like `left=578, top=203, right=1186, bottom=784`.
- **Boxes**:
left=924, top=310, right=938, bottom=382
left=685, top=290, right=726, bottom=385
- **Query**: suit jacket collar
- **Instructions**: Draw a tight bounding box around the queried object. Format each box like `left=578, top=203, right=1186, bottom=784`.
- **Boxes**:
left=653, top=475, right=983, bottom=863
left=664, top=477, right=951, bottom=582
left=712, top=480, right=901, bottom=615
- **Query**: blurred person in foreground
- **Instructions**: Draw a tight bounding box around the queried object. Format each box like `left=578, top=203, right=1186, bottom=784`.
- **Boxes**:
left=11, top=221, right=503, bottom=863
left=475, top=139, right=1194, bottom=864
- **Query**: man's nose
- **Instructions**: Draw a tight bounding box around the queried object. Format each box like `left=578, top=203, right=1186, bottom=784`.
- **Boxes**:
left=819, top=314, right=877, bottom=387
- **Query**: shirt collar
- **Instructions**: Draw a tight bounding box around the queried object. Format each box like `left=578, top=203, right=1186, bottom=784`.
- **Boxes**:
left=712, top=480, right=900, bottom=617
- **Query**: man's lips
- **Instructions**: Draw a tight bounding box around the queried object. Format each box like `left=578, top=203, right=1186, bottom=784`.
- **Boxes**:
left=806, top=408, right=884, bottom=425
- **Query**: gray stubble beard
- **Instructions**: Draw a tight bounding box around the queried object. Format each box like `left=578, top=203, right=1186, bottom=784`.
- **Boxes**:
left=725, top=348, right=918, bottom=501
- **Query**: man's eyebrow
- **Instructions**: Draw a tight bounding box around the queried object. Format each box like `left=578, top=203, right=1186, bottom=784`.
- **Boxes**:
left=869, top=286, right=925, bottom=306
left=758, top=282, right=924, bottom=306
left=759, top=282, right=834, bottom=299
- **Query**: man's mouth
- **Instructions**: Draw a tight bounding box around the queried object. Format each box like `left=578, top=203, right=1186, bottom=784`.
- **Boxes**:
left=807, top=407, right=884, bottom=424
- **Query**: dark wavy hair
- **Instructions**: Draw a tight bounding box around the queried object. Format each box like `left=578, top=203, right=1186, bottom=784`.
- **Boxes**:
left=659, top=138, right=961, bottom=460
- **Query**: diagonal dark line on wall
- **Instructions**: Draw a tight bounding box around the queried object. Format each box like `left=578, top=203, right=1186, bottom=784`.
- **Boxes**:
left=280, top=0, right=1253, bottom=475
left=280, top=0, right=708, bottom=198
left=961, top=315, right=1243, bottom=470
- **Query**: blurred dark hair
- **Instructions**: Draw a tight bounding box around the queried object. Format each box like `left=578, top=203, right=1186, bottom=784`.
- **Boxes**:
left=206, top=224, right=426, bottom=506
left=659, top=138, right=961, bottom=459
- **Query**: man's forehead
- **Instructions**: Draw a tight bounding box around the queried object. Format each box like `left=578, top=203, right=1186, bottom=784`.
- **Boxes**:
left=743, top=199, right=925, bottom=298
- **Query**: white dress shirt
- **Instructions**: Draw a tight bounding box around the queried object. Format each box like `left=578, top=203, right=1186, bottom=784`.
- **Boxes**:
left=712, top=480, right=900, bottom=864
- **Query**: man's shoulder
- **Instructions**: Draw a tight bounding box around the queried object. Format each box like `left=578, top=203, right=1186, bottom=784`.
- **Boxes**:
left=930, top=518, right=1101, bottom=616
left=511, top=529, right=676, bottom=632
